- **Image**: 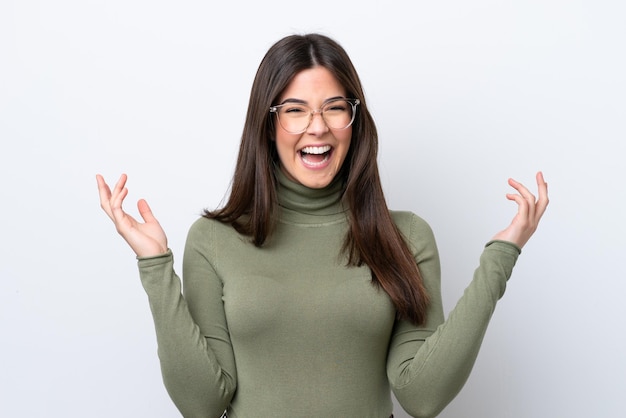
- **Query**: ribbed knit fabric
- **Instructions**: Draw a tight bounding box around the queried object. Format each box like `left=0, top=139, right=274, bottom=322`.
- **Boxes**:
left=138, top=170, right=520, bottom=418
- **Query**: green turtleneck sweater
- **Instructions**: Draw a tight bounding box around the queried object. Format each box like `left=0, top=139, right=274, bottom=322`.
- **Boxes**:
left=137, top=171, right=520, bottom=418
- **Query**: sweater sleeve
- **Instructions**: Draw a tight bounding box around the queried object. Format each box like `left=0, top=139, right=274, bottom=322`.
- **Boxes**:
left=137, top=218, right=236, bottom=418
left=387, top=214, right=520, bottom=418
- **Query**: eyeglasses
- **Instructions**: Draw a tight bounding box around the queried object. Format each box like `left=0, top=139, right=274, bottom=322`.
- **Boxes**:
left=269, top=98, right=360, bottom=134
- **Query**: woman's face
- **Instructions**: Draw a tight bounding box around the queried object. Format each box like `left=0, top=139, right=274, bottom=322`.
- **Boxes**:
left=274, top=66, right=352, bottom=189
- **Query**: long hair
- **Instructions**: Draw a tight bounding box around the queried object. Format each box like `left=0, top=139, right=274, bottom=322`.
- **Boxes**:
left=205, top=34, right=429, bottom=325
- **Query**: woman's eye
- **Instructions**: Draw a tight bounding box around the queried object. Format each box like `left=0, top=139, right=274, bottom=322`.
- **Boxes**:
left=325, top=104, right=347, bottom=112
left=284, top=106, right=307, bottom=114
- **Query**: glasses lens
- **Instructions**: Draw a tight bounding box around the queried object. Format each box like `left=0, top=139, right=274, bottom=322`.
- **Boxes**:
left=322, top=99, right=355, bottom=130
left=274, top=99, right=358, bottom=133
left=277, top=103, right=310, bottom=133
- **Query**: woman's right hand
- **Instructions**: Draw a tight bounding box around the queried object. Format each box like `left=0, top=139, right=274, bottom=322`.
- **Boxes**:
left=96, top=174, right=168, bottom=258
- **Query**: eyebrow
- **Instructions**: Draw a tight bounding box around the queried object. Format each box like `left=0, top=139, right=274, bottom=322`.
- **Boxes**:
left=279, top=96, right=346, bottom=105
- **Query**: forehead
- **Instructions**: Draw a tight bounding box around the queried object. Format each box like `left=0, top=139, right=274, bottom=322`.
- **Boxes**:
left=279, top=66, right=346, bottom=101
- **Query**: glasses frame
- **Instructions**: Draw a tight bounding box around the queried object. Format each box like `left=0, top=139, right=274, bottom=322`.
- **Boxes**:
left=269, top=98, right=360, bottom=134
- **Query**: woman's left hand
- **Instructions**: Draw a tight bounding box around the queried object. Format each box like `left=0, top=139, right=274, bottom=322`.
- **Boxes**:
left=491, top=171, right=549, bottom=249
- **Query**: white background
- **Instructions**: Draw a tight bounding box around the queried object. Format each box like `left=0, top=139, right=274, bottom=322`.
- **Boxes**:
left=1, top=1, right=624, bottom=417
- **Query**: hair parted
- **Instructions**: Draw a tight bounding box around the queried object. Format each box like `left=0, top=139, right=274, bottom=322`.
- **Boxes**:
left=204, top=33, right=429, bottom=325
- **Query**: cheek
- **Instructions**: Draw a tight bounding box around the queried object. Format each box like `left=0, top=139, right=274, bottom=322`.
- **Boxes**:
left=274, top=132, right=299, bottom=162
left=337, top=129, right=352, bottom=157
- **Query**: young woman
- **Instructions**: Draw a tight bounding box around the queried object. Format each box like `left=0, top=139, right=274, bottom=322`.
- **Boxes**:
left=97, top=34, right=548, bottom=418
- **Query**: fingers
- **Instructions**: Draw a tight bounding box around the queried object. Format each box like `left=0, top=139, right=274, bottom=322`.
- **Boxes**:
left=535, top=171, right=549, bottom=219
left=505, top=192, right=530, bottom=221
left=492, top=171, right=549, bottom=248
left=137, top=199, right=158, bottom=224
left=507, top=172, right=549, bottom=229
left=110, top=186, right=129, bottom=224
left=97, top=173, right=131, bottom=225
left=96, top=174, right=111, bottom=202
left=508, top=177, right=536, bottom=209
left=111, top=174, right=128, bottom=205
left=96, top=174, right=115, bottom=219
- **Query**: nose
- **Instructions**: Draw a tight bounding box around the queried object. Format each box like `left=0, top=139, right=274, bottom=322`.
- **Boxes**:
left=306, top=110, right=329, bottom=135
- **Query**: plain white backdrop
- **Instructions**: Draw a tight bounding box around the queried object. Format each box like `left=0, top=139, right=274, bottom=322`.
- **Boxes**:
left=1, top=1, right=624, bottom=417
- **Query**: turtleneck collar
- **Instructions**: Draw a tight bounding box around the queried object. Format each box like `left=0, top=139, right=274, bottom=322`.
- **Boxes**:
left=275, top=167, right=348, bottom=223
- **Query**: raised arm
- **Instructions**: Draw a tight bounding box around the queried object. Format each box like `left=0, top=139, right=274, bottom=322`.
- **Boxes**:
left=96, top=174, right=236, bottom=416
left=96, top=174, right=168, bottom=257
left=491, top=171, right=549, bottom=248
left=388, top=173, right=548, bottom=417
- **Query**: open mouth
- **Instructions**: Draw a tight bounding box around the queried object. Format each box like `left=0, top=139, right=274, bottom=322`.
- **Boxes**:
left=299, top=145, right=332, bottom=167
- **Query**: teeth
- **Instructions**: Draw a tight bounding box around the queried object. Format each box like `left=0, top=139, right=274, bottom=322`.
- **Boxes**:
left=301, top=153, right=330, bottom=167
left=301, top=145, right=331, bottom=155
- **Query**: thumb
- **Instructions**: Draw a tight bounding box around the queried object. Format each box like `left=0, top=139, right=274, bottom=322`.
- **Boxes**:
left=137, top=199, right=158, bottom=223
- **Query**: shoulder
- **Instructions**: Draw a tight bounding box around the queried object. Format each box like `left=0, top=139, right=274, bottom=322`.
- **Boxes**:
left=184, top=216, right=248, bottom=262
left=390, top=210, right=434, bottom=239
left=390, top=210, right=437, bottom=258
left=188, top=216, right=214, bottom=236
left=186, top=216, right=240, bottom=242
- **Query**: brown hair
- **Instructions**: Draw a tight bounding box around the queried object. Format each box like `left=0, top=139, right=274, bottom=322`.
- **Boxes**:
left=205, top=34, right=429, bottom=325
